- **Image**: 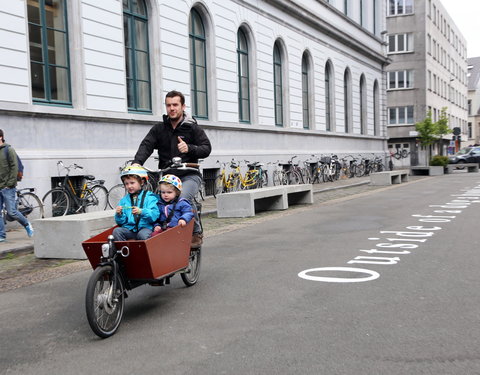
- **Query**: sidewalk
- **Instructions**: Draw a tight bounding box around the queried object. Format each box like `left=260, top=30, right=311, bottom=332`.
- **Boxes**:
left=0, top=176, right=370, bottom=258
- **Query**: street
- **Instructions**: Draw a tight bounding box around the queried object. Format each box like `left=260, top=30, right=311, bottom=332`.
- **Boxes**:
left=1, top=173, right=480, bottom=375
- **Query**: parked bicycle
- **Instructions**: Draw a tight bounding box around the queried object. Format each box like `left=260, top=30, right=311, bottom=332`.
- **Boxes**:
left=2, top=187, right=44, bottom=224
left=319, top=155, right=340, bottom=182
left=42, top=161, right=108, bottom=217
left=273, top=156, right=304, bottom=185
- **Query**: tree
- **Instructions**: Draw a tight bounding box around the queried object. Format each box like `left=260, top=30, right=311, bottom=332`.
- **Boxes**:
left=415, top=107, right=452, bottom=164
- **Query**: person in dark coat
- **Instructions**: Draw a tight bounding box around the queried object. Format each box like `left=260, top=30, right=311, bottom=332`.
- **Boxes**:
left=133, top=91, right=211, bottom=247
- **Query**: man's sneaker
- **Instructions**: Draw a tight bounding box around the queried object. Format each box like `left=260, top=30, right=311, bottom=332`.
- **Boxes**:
left=25, top=223, right=34, bottom=238
left=191, top=233, right=203, bottom=248
left=0, top=238, right=5, bottom=243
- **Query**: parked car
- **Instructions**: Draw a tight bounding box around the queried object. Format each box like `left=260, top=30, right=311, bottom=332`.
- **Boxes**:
left=448, top=146, right=480, bottom=164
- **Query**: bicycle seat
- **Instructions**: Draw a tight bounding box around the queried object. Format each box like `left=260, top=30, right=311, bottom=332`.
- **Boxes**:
left=93, top=179, right=105, bottom=185
left=85, top=175, right=95, bottom=180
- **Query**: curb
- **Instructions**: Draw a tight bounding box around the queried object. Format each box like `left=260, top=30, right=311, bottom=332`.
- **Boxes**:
left=1, top=180, right=370, bottom=258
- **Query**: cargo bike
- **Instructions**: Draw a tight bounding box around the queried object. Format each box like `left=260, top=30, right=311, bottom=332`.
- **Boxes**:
left=82, top=159, right=202, bottom=338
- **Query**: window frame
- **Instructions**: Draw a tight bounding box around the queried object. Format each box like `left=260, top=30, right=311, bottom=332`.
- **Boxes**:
left=388, top=106, right=414, bottom=125
left=343, top=68, right=352, bottom=133
left=273, top=42, right=283, bottom=127
left=301, top=53, right=311, bottom=129
left=325, top=61, right=334, bottom=132
left=388, top=0, right=414, bottom=16
left=388, top=33, right=414, bottom=54
left=237, top=28, right=250, bottom=123
left=387, top=70, right=414, bottom=90
left=28, top=0, right=72, bottom=106
left=189, top=8, right=209, bottom=119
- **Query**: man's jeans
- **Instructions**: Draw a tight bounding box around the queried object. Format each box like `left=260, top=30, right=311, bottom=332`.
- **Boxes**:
left=0, top=188, right=29, bottom=239
left=180, top=174, right=202, bottom=234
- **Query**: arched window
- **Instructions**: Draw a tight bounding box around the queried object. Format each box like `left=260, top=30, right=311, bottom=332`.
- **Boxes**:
left=27, top=0, right=71, bottom=105
left=237, top=28, right=250, bottom=123
left=273, top=42, right=283, bottom=127
left=373, top=80, right=380, bottom=136
left=123, top=0, right=151, bottom=113
left=301, top=53, right=311, bottom=129
left=325, top=61, right=334, bottom=131
left=359, top=74, right=367, bottom=134
left=189, top=8, right=208, bottom=119
left=344, top=68, right=352, bottom=133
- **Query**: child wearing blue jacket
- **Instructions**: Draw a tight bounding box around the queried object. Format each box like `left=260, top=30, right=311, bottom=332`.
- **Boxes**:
left=150, top=174, right=194, bottom=237
left=113, top=166, right=159, bottom=241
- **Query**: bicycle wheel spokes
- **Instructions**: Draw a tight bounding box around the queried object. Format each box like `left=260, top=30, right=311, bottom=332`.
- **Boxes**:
left=42, top=188, right=70, bottom=217
left=85, top=265, right=124, bottom=338
left=84, top=185, right=109, bottom=212
left=19, top=192, right=44, bottom=220
left=108, top=184, right=126, bottom=209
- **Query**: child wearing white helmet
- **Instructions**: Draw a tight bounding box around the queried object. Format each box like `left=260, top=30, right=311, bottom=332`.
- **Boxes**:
left=150, top=174, right=194, bottom=237
left=113, top=165, right=159, bottom=241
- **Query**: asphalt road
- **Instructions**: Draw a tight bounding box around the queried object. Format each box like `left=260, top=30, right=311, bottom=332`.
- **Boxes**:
left=1, top=173, right=480, bottom=375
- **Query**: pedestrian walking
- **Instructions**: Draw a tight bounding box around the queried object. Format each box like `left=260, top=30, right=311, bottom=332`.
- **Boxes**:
left=0, top=129, right=34, bottom=241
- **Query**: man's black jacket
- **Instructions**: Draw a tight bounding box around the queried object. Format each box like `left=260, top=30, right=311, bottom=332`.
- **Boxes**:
left=133, top=113, right=211, bottom=175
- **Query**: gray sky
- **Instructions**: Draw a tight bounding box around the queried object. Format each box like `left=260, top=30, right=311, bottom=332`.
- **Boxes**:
left=439, top=0, right=480, bottom=58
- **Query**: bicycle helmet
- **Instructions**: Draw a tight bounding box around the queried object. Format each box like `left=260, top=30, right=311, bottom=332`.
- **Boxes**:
left=160, top=174, right=182, bottom=192
left=120, top=165, right=148, bottom=181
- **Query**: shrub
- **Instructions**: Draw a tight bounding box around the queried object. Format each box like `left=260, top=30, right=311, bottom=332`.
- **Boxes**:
left=429, top=155, right=449, bottom=166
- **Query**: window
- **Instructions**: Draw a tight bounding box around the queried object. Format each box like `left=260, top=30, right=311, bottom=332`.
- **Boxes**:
left=387, top=70, right=414, bottom=89
left=468, top=122, right=472, bottom=138
left=273, top=42, right=283, bottom=127
left=301, top=53, right=310, bottom=129
left=27, top=0, right=71, bottom=105
left=325, top=61, right=334, bottom=131
left=359, top=75, right=367, bottom=135
left=343, top=68, right=352, bottom=133
left=388, top=0, right=413, bottom=16
left=389, top=106, right=414, bottom=125
left=388, top=33, right=413, bottom=53
left=189, top=8, right=208, bottom=119
left=124, top=0, right=151, bottom=113
left=373, top=80, right=380, bottom=136
left=237, top=28, right=250, bottom=123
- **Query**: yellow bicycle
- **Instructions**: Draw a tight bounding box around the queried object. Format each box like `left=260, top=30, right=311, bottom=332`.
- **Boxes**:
left=213, top=160, right=265, bottom=197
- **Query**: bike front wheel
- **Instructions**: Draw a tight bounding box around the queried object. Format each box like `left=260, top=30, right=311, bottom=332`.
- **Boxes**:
left=85, top=265, right=125, bottom=338
left=273, top=170, right=283, bottom=186
left=181, top=247, right=201, bottom=286
left=19, top=192, right=44, bottom=220
left=42, top=188, right=70, bottom=217
left=84, top=185, right=109, bottom=213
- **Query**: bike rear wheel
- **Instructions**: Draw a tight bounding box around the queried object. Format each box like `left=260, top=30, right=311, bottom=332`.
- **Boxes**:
left=19, top=192, right=44, bottom=220
left=84, top=185, right=109, bottom=213
left=181, top=247, right=201, bottom=286
left=42, top=188, right=70, bottom=217
left=85, top=265, right=125, bottom=338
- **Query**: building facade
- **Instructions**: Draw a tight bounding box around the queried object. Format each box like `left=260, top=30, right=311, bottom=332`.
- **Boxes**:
left=467, top=57, right=480, bottom=145
left=386, top=0, right=468, bottom=166
left=0, top=0, right=387, bottom=196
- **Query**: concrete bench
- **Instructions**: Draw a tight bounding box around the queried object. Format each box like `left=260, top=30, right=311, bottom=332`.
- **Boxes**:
left=410, top=166, right=444, bottom=176
left=370, top=169, right=409, bottom=186
left=34, top=210, right=115, bottom=259
left=445, top=163, right=479, bottom=173
left=216, top=185, right=313, bottom=218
